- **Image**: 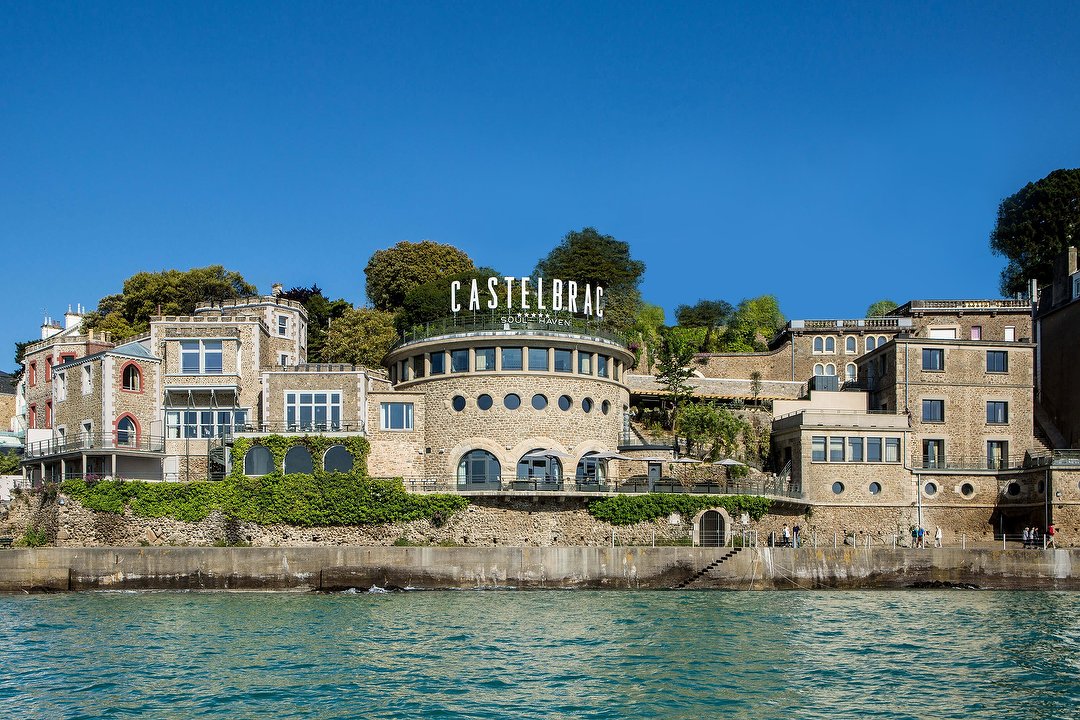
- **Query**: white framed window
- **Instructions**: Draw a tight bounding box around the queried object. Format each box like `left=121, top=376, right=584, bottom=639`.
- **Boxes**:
left=380, top=402, right=414, bottom=431
left=813, top=363, right=824, bottom=376
left=824, top=337, right=835, bottom=353
left=180, top=340, right=223, bottom=374
left=825, top=363, right=835, bottom=376
left=56, top=371, right=67, bottom=401
left=166, top=408, right=248, bottom=439
left=1004, top=326, right=1016, bottom=342
left=845, top=336, right=856, bottom=354
left=122, top=364, right=141, bottom=391
left=813, top=337, right=824, bottom=353
left=82, top=364, right=93, bottom=394
left=845, top=363, right=857, bottom=382
left=279, top=353, right=290, bottom=367
left=866, top=336, right=877, bottom=353
left=286, top=391, right=342, bottom=430
left=278, top=315, right=288, bottom=336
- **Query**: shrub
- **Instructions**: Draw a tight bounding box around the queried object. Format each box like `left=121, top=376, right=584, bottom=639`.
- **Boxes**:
left=587, top=493, right=771, bottom=526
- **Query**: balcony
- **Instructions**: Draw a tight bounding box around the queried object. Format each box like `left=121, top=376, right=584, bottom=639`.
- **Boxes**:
left=24, top=432, right=165, bottom=460
left=913, top=455, right=1027, bottom=472
left=394, top=475, right=803, bottom=499
left=393, top=314, right=628, bottom=349
left=227, top=422, right=366, bottom=437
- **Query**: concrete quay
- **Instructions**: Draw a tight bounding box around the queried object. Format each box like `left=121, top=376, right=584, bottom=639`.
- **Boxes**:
left=1, top=546, right=1077, bottom=592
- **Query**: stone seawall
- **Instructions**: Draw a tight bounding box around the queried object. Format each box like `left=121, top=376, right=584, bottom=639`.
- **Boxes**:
left=1, top=546, right=1076, bottom=592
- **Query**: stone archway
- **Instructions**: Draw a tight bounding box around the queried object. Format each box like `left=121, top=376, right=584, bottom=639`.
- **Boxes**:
left=694, top=507, right=731, bottom=547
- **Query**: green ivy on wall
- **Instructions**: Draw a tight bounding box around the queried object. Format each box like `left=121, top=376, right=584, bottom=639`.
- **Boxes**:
left=228, top=434, right=371, bottom=480
left=587, top=493, right=772, bottom=526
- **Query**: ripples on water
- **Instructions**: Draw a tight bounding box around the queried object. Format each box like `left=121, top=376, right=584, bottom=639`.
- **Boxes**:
left=1, top=590, right=1077, bottom=719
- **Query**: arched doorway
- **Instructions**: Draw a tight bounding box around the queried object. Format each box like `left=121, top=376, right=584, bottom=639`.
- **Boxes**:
left=700, top=510, right=725, bottom=547
left=458, top=449, right=502, bottom=489
left=116, top=416, right=137, bottom=447
left=575, top=451, right=607, bottom=490
left=517, top=449, right=563, bottom=490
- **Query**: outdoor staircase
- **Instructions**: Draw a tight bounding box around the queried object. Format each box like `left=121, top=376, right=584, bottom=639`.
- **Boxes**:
left=671, top=548, right=742, bottom=589
left=1034, top=400, right=1066, bottom=453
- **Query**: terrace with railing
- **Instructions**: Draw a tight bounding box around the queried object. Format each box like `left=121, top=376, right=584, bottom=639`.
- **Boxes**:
left=393, top=313, right=628, bottom=349
left=24, top=432, right=166, bottom=459
left=390, top=474, right=803, bottom=499
left=913, top=454, right=1031, bottom=472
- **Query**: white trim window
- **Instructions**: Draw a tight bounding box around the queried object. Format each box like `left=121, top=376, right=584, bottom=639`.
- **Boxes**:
left=56, top=371, right=67, bottom=401
left=82, top=364, right=93, bottom=394
left=180, top=340, right=224, bottom=374
left=277, top=315, right=288, bottom=337
left=380, top=402, right=414, bottom=431
left=286, top=391, right=342, bottom=430
left=845, top=336, right=856, bottom=354
left=166, top=408, right=248, bottom=438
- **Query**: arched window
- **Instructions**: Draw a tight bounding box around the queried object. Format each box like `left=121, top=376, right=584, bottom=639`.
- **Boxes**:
left=122, top=363, right=142, bottom=392
left=284, top=446, right=313, bottom=474
left=323, top=445, right=355, bottom=473
left=846, top=336, right=856, bottom=354
left=116, top=416, right=137, bottom=447
left=813, top=363, right=824, bottom=376
left=878, top=335, right=887, bottom=347
left=517, top=449, right=563, bottom=488
left=824, top=337, right=835, bottom=353
left=866, top=336, right=877, bottom=352
left=825, top=363, right=836, bottom=376
left=244, top=446, right=274, bottom=476
left=575, top=451, right=607, bottom=487
left=457, top=449, right=501, bottom=489
left=813, top=337, right=823, bottom=353
left=845, top=363, right=857, bottom=382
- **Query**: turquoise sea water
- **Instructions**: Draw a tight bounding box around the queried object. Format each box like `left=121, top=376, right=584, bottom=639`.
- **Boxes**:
left=1, top=590, right=1078, bottom=719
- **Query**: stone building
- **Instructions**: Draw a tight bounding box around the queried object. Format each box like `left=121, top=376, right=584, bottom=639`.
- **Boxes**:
left=1035, top=246, right=1080, bottom=448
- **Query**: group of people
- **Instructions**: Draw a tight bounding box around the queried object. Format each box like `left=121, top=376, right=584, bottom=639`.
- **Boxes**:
left=779, top=524, right=802, bottom=547
left=1022, top=524, right=1057, bottom=548
left=909, top=525, right=943, bottom=548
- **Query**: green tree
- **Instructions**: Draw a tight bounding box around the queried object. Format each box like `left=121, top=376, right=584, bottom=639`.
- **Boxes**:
left=0, top=449, right=20, bottom=474
left=365, top=240, right=475, bottom=311
left=675, top=299, right=734, bottom=351
left=534, top=227, right=646, bottom=332
left=720, top=295, right=786, bottom=352
left=866, top=299, right=899, bottom=317
left=628, top=303, right=665, bottom=369
left=399, top=267, right=503, bottom=330
left=654, top=329, right=696, bottom=449
left=279, top=285, right=351, bottom=363
left=82, top=266, right=257, bottom=339
left=677, top=402, right=750, bottom=460
left=323, top=307, right=398, bottom=368
left=990, top=168, right=1080, bottom=296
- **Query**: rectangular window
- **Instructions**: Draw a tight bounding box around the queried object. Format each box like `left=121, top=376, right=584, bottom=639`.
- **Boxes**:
left=28, top=405, right=36, bottom=427
left=29, top=362, right=36, bottom=387
left=922, top=439, right=944, bottom=468
left=987, top=440, right=1008, bottom=469
left=56, top=372, right=67, bottom=401
left=279, top=354, right=289, bottom=367
left=922, top=399, right=944, bottom=423
left=166, top=409, right=247, bottom=439
left=412, top=356, right=426, bottom=379
left=986, top=351, right=1008, bottom=373
left=501, top=347, right=522, bottom=371
left=867, top=437, right=883, bottom=462
left=1004, top=326, right=1015, bottom=342
left=554, top=349, right=573, bottom=373
left=829, top=437, right=845, bottom=462
left=885, top=438, right=900, bottom=463
left=278, top=315, right=288, bottom=336
left=578, top=352, right=592, bottom=375
left=45, top=400, right=52, bottom=427
left=83, top=365, right=92, bottom=394
left=987, top=401, right=1009, bottom=424
left=921, top=348, right=944, bottom=371
left=430, top=351, right=446, bottom=375
left=597, top=355, right=610, bottom=378
left=380, top=402, right=414, bottom=431
left=285, top=391, right=342, bottom=430
left=180, top=340, right=223, bottom=374
left=528, top=347, right=548, bottom=371
left=970, top=325, right=982, bottom=340
left=450, top=349, right=469, bottom=373
left=848, top=437, right=863, bottom=462
left=811, top=436, right=826, bottom=462
left=474, top=347, right=495, bottom=372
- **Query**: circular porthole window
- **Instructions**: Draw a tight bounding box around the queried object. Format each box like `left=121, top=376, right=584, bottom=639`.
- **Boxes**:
left=1006, top=482, right=1021, bottom=497
left=532, top=394, right=548, bottom=410
left=924, top=482, right=938, bottom=497
left=868, top=482, right=881, bottom=495
left=477, top=394, right=492, bottom=411
left=582, top=397, right=593, bottom=413
left=960, top=482, right=975, bottom=498
left=601, top=400, right=611, bottom=415
left=504, top=393, right=521, bottom=410
left=558, top=395, right=572, bottom=411
left=832, top=482, right=844, bottom=495
left=451, top=395, right=466, bottom=412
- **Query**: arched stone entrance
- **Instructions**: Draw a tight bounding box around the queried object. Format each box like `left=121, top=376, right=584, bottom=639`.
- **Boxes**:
left=695, top=508, right=730, bottom=547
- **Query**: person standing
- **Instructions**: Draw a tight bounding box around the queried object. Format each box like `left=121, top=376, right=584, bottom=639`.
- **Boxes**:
left=782, top=524, right=791, bottom=547
left=1022, top=526, right=1030, bottom=548
left=792, top=524, right=801, bottom=549
left=1047, top=523, right=1057, bottom=549
left=934, top=526, right=942, bottom=548
left=916, top=526, right=925, bottom=548
left=1031, top=526, right=1041, bottom=549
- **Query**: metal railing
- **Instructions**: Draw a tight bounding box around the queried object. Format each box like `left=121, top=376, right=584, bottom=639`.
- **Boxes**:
left=394, top=475, right=802, bottom=498
left=393, top=314, right=629, bottom=349
left=914, top=455, right=1028, bottom=471
left=24, top=432, right=166, bottom=459
left=226, top=422, right=365, bottom=435
left=1027, top=450, right=1080, bottom=467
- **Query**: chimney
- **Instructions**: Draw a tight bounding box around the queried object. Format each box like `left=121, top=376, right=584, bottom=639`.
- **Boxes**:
left=271, top=283, right=283, bottom=297
left=64, top=303, right=82, bottom=330
left=41, top=316, right=61, bottom=340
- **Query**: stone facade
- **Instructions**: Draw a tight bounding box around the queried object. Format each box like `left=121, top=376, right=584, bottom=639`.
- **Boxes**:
left=1035, top=246, right=1080, bottom=447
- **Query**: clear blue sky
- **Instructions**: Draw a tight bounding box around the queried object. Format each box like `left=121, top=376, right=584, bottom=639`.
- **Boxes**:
left=4, top=1, right=1080, bottom=371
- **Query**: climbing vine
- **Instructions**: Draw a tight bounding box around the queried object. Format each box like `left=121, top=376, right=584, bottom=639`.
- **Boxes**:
left=587, top=493, right=771, bottom=526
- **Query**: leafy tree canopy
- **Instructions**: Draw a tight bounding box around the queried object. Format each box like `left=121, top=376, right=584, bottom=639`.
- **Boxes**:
left=279, top=284, right=351, bottom=363
left=675, top=299, right=734, bottom=329
left=365, top=240, right=475, bottom=311
left=628, top=303, right=665, bottom=369
left=990, top=168, right=1080, bottom=296
left=654, top=328, right=697, bottom=437
left=0, top=449, right=20, bottom=474
left=866, top=299, right=898, bottom=317
left=82, top=266, right=257, bottom=340
left=720, top=295, right=786, bottom=352
left=399, top=267, right=503, bottom=330
left=323, top=307, right=398, bottom=369
left=533, top=227, right=645, bottom=332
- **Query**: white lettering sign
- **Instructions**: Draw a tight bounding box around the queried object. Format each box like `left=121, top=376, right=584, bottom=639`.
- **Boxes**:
left=451, top=276, right=604, bottom=318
